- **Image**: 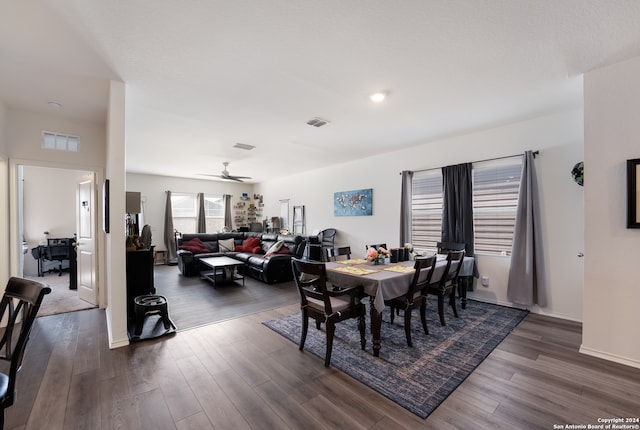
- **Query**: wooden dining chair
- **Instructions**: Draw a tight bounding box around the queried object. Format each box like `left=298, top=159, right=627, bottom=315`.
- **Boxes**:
left=427, top=250, right=465, bottom=326
left=291, top=258, right=366, bottom=367
left=385, top=255, right=437, bottom=347
left=436, top=241, right=466, bottom=254
left=325, top=246, right=352, bottom=262
left=0, top=277, right=51, bottom=429
left=365, top=243, right=387, bottom=251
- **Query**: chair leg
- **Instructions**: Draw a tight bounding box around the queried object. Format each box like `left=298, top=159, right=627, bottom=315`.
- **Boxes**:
left=325, top=323, right=335, bottom=367
left=390, top=306, right=395, bottom=323
left=420, top=298, right=429, bottom=335
left=358, top=312, right=366, bottom=350
left=403, top=307, right=413, bottom=347
left=438, top=294, right=446, bottom=326
left=299, top=311, right=309, bottom=351
left=449, top=290, right=459, bottom=318
left=315, top=321, right=321, bottom=330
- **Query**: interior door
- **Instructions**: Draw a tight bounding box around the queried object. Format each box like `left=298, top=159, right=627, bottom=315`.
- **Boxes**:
left=76, top=176, right=97, bottom=305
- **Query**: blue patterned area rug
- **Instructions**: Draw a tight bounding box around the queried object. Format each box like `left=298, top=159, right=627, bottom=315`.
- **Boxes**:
left=263, top=299, right=528, bottom=419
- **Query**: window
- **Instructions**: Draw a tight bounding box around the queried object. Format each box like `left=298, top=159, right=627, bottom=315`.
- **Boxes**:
left=472, top=157, right=523, bottom=256
left=204, top=195, right=225, bottom=232
left=171, top=193, right=197, bottom=233
left=411, top=169, right=443, bottom=253
left=42, top=131, right=79, bottom=152
left=171, top=193, right=225, bottom=233
left=408, top=155, right=523, bottom=256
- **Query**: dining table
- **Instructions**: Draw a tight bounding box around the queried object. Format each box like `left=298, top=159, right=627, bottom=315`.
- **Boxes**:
left=325, top=255, right=474, bottom=357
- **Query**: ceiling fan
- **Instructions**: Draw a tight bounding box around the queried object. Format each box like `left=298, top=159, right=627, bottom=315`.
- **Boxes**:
left=202, top=162, right=252, bottom=182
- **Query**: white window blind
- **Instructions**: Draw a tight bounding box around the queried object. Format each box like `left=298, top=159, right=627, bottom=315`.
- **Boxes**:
left=204, top=196, right=225, bottom=232
left=411, top=169, right=443, bottom=253
left=171, top=193, right=197, bottom=233
left=172, top=194, right=225, bottom=233
left=472, top=157, right=523, bottom=256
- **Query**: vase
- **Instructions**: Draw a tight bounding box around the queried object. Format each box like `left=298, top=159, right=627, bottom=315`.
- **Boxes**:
left=373, top=256, right=385, bottom=265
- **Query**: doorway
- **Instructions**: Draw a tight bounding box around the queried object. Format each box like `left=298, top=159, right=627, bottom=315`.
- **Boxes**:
left=19, top=164, right=98, bottom=316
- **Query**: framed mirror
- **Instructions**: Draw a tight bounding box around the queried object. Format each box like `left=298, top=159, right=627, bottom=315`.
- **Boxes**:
left=627, top=158, right=640, bottom=228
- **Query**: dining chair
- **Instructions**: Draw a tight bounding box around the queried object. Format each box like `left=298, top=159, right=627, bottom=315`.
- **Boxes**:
left=436, top=241, right=466, bottom=254
left=427, top=250, right=465, bottom=325
left=365, top=243, right=387, bottom=251
left=325, top=246, right=352, bottom=262
left=320, top=228, right=336, bottom=248
left=291, top=258, right=366, bottom=367
left=0, top=277, right=51, bottom=429
left=385, top=255, right=437, bottom=347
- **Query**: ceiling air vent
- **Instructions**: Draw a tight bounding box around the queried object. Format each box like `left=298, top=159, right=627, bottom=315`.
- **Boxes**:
left=233, top=142, right=255, bottom=151
left=41, top=131, right=79, bottom=152
left=306, top=117, right=329, bottom=127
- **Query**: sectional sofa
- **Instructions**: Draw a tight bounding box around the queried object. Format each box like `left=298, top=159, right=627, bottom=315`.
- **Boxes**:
left=176, top=232, right=306, bottom=284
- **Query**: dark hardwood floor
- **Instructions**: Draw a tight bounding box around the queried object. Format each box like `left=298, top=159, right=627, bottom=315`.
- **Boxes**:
left=7, top=279, right=640, bottom=429
left=152, top=264, right=299, bottom=331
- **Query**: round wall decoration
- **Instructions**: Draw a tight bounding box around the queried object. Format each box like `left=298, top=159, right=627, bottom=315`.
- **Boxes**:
left=571, top=161, right=584, bottom=186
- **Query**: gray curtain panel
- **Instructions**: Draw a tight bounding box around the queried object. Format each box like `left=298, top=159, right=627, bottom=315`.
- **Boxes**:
left=223, top=194, right=232, bottom=230
left=164, top=190, right=177, bottom=264
left=399, top=170, right=413, bottom=247
left=507, top=151, right=547, bottom=306
left=441, top=163, right=478, bottom=277
left=196, top=192, right=206, bottom=233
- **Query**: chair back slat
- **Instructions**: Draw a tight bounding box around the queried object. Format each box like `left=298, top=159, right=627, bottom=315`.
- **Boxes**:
left=439, top=250, right=465, bottom=287
left=325, top=246, right=351, bottom=261
left=291, top=258, right=333, bottom=314
left=405, top=255, right=437, bottom=300
left=0, top=277, right=51, bottom=411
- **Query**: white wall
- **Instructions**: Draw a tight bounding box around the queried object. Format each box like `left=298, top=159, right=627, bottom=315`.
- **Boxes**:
left=21, top=166, right=92, bottom=276
left=256, top=108, right=584, bottom=321
left=126, top=173, right=256, bottom=246
left=6, top=109, right=105, bottom=168
left=582, top=56, right=640, bottom=368
left=0, top=102, right=8, bottom=286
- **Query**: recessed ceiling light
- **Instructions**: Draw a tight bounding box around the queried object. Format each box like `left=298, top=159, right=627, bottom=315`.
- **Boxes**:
left=47, top=101, right=62, bottom=108
left=369, top=92, right=386, bottom=103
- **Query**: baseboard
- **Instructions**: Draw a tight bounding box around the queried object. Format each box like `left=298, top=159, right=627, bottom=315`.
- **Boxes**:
left=579, top=344, right=640, bottom=369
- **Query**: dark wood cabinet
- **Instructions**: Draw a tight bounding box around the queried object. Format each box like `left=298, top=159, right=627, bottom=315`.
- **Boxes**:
left=126, top=247, right=155, bottom=321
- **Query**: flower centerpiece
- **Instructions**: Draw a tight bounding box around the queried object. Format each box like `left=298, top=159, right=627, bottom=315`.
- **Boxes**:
left=366, top=246, right=390, bottom=265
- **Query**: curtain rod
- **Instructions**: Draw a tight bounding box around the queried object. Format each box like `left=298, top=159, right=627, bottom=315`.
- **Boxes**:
left=399, top=150, right=539, bottom=175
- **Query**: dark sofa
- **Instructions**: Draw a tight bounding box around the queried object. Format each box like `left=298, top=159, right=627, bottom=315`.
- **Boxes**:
left=176, top=232, right=306, bottom=284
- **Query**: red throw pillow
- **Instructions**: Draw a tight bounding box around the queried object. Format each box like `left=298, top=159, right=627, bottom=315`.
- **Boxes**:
left=251, top=246, right=262, bottom=254
left=244, top=237, right=261, bottom=249
left=178, top=237, right=209, bottom=254
left=234, top=244, right=245, bottom=251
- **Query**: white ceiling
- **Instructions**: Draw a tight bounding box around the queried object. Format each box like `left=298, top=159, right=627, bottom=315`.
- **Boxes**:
left=2, top=0, right=640, bottom=183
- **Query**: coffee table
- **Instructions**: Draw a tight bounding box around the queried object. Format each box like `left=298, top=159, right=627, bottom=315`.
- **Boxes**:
left=198, top=256, right=245, bottom=288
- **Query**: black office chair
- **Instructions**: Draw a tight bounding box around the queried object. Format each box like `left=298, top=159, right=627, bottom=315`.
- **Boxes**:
left=0, top=277, right=51, bottom=429
left=47, top=238, right=71, bottom=276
